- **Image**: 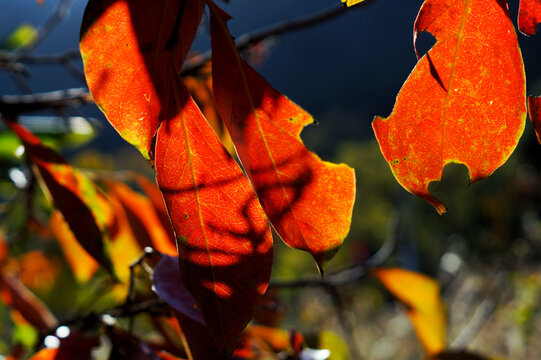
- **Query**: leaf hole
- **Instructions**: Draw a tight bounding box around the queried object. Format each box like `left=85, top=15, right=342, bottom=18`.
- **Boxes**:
left=415, top=32, right=436, bottom=59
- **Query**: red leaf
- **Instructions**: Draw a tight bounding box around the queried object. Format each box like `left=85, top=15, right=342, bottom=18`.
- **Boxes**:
left=0, top=274, right=57, bottom=332
left=519, top=0, right=541, bottom=36
left=155, top=73, right=273, bottom=354
left=528, top=95, right=541, bottom=143
left=80, top=0, right=205, bottom=159
left=152, top=254, right=204, bottom=325
left=5, top=120, right=114, bottom=274
left=135, top=175, right=177, bottom=242
left=107, top=181, right=177, bottom=255
left=209, top=5, right=355, bottom=268
left=373, top=0, right=526, bottom=214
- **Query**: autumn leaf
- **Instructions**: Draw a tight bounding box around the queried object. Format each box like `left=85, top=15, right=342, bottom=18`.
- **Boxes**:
left=209, top=4, right=355, bottom=269
left=528, top=96, right=541, bottom=143
left=0, top=274, right=57, bottom=332
left=374, top=268, right=446, bottom=355
left=183, top=60, right=235, bottom=155
left=341, top=0, right=366, bottom=7
left=5, top=119, right=114, bottom=274
left=518, top=0, right=541, bottom=36
left=135, top=174, right=177, bottom=241
left=155, top=71, right=273, bottom=355
left=50, top=211, right=99, bottom=283
left=373, top=0, right=526, bottom=214
left=106, top=181, right=177, bottom=255
left=80, top=0, right=205, bottom=159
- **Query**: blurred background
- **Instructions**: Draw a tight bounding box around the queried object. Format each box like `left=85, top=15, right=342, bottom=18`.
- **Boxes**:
left=1, top=0, right=541, bottom=359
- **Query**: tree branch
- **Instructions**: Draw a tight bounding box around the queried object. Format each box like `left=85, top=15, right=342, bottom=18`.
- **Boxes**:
left=182, top=3, right=372, bottom=75
left=0, top=87, right=91, bottom=115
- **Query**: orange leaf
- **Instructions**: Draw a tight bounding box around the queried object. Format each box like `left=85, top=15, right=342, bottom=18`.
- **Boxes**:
left=135, top=175, right=176, bottom=241
left=107, top=181, right=177, bottom=256
left=106, top=194, right=143, bottom=283
left=373, top=0, right=526, bottom=214
left=50, top=211, right=99, bottom=283
left=5, top=120, right=113, bottom=274
left=29, top=348, right=57, bottom=360
left=528, top=95, right=541, bottom=143
left=209, top=5, right=355, bottom=269
left=183, top=61, right=235, bottom=155
left=374, top=268, right=446, bottom=355
left=155, top=73, right=273, bottom=355
left=519, top=0, right=541, bottom=35
left=80, top=0, right=205, bottom=159
left=0, top=274, right=57, bottom=332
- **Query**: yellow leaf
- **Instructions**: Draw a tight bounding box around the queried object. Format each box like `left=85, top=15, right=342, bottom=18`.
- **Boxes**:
left=341, top=0, right=366, bottom=7
left=375, top=268, right=446, bottom=355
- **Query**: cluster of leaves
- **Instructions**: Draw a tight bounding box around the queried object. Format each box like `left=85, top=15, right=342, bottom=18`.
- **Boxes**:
left=1, top=0, right=541, bottom=358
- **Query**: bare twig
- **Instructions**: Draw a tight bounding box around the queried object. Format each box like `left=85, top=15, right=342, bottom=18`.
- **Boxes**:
left=14, top=0, right=75, bottom=59
left=182, top=3, right=372, bottom=75
left=270, top=215, right=400, bottom=289
left=0, top=87, right=91, bottom=115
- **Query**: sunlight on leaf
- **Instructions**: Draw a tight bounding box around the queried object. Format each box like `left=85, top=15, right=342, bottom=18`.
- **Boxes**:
left=5, top=119, right=114, bottom=275
left=50, top=211, right=99, bottom=283
left=155, top=72, right=273, bottom=355
left=374, top=268, right=446, bottom=355
left=341, top=0, right=366, bottom=7
left=373, top=0, right=526, bottom=214
left=80, top=0, right=205, bottom=159
left=209, top=4, right=355, bottom=269
left=106, top=181, right=177, bottom=255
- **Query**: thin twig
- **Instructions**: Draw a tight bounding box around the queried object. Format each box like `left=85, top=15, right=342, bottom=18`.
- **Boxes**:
left=182, top=3, right=372, bottom=75
left=14, top=0, right=75, bottom=59
left=270, top=215, right=399, bottom=289
left=0, top=87, right=91, bottom=115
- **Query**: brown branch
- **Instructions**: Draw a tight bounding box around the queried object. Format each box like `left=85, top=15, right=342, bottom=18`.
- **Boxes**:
left=182, top=2, right=373, bottom=75
left=0, top=87, right=92, bottom=115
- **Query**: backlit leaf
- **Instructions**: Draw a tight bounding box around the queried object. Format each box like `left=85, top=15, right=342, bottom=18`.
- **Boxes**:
left=107, top=181, right=177, bottom=255
left=373, top=0, right=526, bottom=214
left=518, top=0, right=541, bottom=35
left=0, top=274, right=57, bottom=332
left=50, top=211, right=99, bottom=283
left=209, top=4, right=355, bottom=269
left=135, top=174, right=177, bottom=242
left=5, top=120, right=114, bottom=274
left=80, top=0, right=205, bottom=159
left=374, top=268, right=446, bottom=355
left=183, top=60, right=235, bottom=155
left=528, top=95, right=541, bottom=143
left=155, top=73, right=273, bottom=354
left=341, top=0, right=366, bottom=7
